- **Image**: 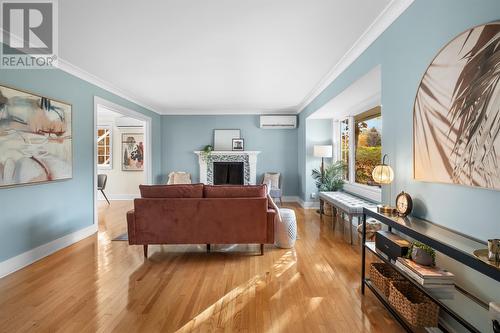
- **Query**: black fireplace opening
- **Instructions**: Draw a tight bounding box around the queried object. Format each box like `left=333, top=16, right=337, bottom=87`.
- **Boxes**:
left=213, top=162, right=244, bottom=185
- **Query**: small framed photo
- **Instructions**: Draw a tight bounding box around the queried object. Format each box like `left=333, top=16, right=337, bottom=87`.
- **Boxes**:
left=232, top=138, right=244, bottom=151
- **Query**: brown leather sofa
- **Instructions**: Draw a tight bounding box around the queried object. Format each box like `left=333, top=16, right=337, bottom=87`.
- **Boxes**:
left=127, top=184, right=276, bottom=257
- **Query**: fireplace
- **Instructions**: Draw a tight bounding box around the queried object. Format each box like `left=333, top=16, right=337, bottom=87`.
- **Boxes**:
left=213, top=162, right=244, bottom=185
left=194, top=150, right=260, bottom=185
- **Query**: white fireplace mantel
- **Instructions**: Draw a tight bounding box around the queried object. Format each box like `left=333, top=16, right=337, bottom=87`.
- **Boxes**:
left=194, top=151, right=261, bottom=185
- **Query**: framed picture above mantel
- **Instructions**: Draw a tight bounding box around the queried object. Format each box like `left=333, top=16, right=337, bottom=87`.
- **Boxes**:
left=213, top=129, right=240, bottom=151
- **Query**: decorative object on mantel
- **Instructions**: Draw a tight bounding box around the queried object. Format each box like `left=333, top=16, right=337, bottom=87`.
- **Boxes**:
left=372, top=154, right=395, bottom=214
left=414, top=21, right=500, bottom=190
left=406, top=241, right=436, bottom=266
left=214, top=129, right=240, bottom=151
left=200, top=144, right=213, bottom=161
left=0, top=84, right=72, bottom=188
left=395, top=191, right=413, bottom=217
left=232, top=138, right=244, bottom=151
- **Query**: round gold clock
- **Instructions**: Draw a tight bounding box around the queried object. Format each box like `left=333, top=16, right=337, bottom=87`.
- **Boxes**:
left=395, top=191, right=413, bottom=217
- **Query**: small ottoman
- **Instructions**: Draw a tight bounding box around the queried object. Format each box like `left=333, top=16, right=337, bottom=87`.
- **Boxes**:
left=275, top=208, right=297, bottom=248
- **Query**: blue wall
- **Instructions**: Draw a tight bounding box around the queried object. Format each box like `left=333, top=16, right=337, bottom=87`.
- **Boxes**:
left=298, top=0, right=500, bottom=307
left=0, top=69, right=162, bottom=262
left=304, top=119, right=332, bottom=201
left=161, top=115, right=299, bottom=196
left=299, top=0, right=500, bottom=241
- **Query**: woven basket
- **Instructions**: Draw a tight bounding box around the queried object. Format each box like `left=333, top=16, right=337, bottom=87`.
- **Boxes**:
left=388, top=281, right=440, bottom=327
left=323, top=202, right=333, bottom=216
left=369, top=263, right=404, bottom=297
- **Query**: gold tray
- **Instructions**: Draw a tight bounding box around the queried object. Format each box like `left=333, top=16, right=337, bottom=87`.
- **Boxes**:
left=473, top=249, right=500, bottom=270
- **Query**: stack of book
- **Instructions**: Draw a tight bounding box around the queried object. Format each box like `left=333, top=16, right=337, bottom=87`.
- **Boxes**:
left=395, top=258, right=455, bottom=299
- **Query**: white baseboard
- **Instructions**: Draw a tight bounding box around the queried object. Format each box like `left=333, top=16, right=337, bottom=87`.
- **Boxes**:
left=0, top=224, right=98, bottom=278
left=298, top=198, right=320, bottom=209
left=98, top=193, right=140, bottom=201
left=281, top=196, right=300, bottom=203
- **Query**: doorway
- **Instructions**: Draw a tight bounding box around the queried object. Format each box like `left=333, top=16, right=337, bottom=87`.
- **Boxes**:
left=93, top=97, right=152, bottom=225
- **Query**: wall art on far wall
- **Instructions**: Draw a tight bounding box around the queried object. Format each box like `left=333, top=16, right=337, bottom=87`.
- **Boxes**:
left=122, top=133, right=144, bottom=171
left=414, top=22, right=500, bottom=190
left=0, top=84, right=72, bottom=188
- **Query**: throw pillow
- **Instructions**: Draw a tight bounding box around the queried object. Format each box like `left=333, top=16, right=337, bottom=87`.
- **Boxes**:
left=263, top=173, right=280, bottom=190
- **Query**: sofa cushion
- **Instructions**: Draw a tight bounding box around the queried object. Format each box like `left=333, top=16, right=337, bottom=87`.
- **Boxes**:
left=203, top=185, right=267, bottom=198
left=140, top=184, right=204, bottom=198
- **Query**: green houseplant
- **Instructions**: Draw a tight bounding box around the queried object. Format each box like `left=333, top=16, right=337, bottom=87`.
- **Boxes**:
left=406, top=241, right=436, bottom=266
left=200, top=145, right=213, bottom=161
left=311, top=161, right=345, bottom=192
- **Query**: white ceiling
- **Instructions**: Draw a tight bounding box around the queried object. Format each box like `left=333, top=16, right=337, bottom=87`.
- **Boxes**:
left=58, top=0, right=410, bottom=115
left=308, top=65, right=381, bottom=120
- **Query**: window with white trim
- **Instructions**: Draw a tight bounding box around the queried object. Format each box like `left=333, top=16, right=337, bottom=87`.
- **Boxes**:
left=338, top=106, right=382, bottom=200
left=354, top=108, right=382, bottom=187
left=97, top=126, right=112, bottom=169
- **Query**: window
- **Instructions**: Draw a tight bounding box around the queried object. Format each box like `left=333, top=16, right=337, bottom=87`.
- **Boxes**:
left=97, top=126, right=112, bottom=169
left=338, top=106, right=382, bottom=199
left=340, top=118, right=350, bottom=181
left=354, top=108, right=382, bottom=187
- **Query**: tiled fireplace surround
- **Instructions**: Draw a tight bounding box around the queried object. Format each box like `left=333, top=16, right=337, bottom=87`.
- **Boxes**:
left=194, top=151, right=261, bottom=185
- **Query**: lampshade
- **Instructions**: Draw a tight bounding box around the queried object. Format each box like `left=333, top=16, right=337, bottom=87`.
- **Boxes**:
left=372, top=154, right=394, bottom=184
left=313, top=145, right=333, bottom=158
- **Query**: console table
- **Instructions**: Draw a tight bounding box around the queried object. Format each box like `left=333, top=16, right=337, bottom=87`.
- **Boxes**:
left=361, top=207, right=499, bottom=333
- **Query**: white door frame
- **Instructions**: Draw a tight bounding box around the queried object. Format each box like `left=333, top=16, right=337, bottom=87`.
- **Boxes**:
left=93, top=96, right=153, bottom=225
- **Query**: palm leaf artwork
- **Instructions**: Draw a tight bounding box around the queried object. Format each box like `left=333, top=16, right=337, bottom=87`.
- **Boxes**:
left=414, top=22, right=500, bottom=190
left=311, top=161, right=345, bottom=192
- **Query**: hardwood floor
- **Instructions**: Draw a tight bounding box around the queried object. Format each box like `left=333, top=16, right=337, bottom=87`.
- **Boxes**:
left=0, top=201, right=403, bottom=332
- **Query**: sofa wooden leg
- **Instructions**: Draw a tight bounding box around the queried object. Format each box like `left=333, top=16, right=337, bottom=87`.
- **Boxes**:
left=260, top=244, right=264, bottom=256
left=143, top=245, right=148, bottom=258
left=207, top=244, right=211, bottom=253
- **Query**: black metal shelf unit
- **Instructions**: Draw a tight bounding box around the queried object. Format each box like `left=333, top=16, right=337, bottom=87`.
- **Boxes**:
left=361, top=207, right=497, bottom=333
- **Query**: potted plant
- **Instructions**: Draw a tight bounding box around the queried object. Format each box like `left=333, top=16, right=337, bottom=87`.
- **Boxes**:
left=200, top=145, right=213, bottom=161
left=407, top=241, right=436, bottom=266
left=311, top=161, right=345, bottom=215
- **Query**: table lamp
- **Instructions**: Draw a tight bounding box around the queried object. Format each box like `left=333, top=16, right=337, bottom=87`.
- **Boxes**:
left=313, top=145, right=333, bottom=181
left=372, top=154, right=394, bottom=213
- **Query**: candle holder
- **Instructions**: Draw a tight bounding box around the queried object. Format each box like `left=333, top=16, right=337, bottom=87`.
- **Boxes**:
left=488, top=239, right=500, bottom=262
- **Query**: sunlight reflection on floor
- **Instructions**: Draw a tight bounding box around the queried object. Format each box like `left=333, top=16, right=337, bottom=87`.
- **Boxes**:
left=175, top=250, right=297, bottom=332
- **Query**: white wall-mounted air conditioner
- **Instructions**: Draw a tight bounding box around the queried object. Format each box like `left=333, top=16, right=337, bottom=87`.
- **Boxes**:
left=259, top=115, right=297, bottom=129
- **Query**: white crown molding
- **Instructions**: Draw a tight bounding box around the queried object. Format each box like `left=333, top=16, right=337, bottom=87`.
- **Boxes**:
left=57, top=58, right=163, bottom=114
left=160, top=106, right=296, bottom=115
left=295, top=0, right=414, bottom=114
left=0, top=224, right=97, bottom=278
